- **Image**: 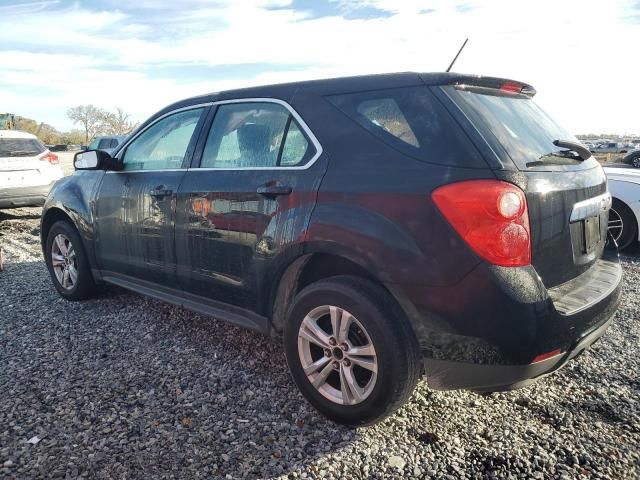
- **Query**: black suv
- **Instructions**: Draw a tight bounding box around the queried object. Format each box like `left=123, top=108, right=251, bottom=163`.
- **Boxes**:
left=41, top=73, right=622, bottom=425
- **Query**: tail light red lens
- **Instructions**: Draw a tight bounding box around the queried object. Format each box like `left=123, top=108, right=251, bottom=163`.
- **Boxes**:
left=40, top=152, right=59, bottom=165
left=432, top=180, right=531, bottom=267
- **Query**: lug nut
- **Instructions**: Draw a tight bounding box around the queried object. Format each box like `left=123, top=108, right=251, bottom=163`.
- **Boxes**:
left=324, top=349, right=331, bottom=357
left=340, top=343, right=348, bottom=351
left=342, top=359, right=351, bottom=367
left=329, top=337, right=337, bottom=346
left=332, top=362, right=339, bottom=370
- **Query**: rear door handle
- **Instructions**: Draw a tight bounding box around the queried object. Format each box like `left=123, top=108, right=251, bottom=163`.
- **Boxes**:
left=149, top=187, right=174, bottom=199
left=257, top=184, right=292, bottom=197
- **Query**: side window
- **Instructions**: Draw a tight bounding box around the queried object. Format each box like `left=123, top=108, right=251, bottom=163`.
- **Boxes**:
left=201, top=102, right=314, bottom=168
left=356, top=98, right=420, bottom=147
left=97, top=139, right=110, bottom=149
left=281, top=120, right=311, bottom=166
left=327, top=86, right=486, bottom=168
left=122, top=108, right=203, bottom=171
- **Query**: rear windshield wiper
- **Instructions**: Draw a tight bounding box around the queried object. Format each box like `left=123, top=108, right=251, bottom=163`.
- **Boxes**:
left=551, top=139, right=591, bottom=161
left=527, top=140, right=592, bottom=167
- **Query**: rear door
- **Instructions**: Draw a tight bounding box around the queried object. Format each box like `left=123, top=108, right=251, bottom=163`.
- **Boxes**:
left=94, top=107, right=207, bottom=286
left=175, top=100, right=325, bottom=313
left=440, top=83, right=609, bottom=288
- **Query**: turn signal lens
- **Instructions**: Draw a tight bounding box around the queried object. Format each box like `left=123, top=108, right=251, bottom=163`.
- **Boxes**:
left=432, top=180, right=531, bottom=267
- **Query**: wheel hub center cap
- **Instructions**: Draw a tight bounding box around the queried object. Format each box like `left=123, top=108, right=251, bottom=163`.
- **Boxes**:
left=332, top=347, right=344, bottom=359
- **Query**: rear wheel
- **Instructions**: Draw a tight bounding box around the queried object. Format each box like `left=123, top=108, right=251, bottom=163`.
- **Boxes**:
left=45, top=220, right=97, bottom=300
left=283, top=275, right=421, bottom=426
left=608, top=199, right=638, bottom=251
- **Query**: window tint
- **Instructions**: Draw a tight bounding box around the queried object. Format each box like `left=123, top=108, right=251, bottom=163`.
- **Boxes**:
left=201, top=102, right=314, bottom=168
left=444, top=86, right=580, bottom=168
left=123, top=108, right=203, bottom=171
left=281, top=120, right=311, bottom=166
left=328, top=86, right=485, bottom=167
left=356, top=98, right=419, bottom=147
left=0, top=138, right=46, bottom=157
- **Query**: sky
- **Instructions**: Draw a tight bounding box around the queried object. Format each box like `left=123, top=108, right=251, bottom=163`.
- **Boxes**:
left=0, top=0, right=639, bottom=135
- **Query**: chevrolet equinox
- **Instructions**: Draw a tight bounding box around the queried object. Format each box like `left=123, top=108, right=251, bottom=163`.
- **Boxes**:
left=41, top=73, right=622, bottom=425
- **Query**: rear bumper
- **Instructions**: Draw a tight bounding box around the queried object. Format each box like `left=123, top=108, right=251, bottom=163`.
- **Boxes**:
left=395, top=250, right=622, bottom=391
left=0, top=182, right=54, bottom=209
left=424, top=303, right=615, bottom=391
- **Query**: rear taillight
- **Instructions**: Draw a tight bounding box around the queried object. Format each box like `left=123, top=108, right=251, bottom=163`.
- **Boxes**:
left=432, top=180, right=531, bottom=267
left=40, top=152, right=59, bottom=165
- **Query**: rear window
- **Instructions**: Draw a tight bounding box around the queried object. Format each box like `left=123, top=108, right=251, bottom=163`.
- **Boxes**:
left=0, top=138, right=46, bottom=157
left=443, top=86, right=581, bottom=169
left=327, top=86, right=486, bottom=168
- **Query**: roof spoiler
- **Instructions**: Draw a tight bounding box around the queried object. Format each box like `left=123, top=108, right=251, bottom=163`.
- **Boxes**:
left=422, top=74, right=536, bottom=98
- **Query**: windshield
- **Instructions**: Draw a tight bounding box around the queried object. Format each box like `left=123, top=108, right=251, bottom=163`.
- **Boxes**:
left=0, top=138, right=46, bottom=157
left=87, top=138, right=100, bottom=150
left=444, top=86, right=582, bottom=168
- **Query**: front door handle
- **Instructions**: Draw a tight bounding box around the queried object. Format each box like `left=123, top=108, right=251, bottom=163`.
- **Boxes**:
left=149, top=187, right=174, bottom=199
left=257, top=184, right=292, bottom=198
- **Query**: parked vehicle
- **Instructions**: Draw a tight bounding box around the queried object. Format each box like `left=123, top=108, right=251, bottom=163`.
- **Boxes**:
left=591, top=142, right=630, bottom=154
left=0, top=130, right=63, bottom=209
left=82, top=135, right=126, bottom=155
left=622, top=150, right=640, bottom=168
left=41, top=73, right=622, bottom=425
left=605, top=165, right=640, bottom=250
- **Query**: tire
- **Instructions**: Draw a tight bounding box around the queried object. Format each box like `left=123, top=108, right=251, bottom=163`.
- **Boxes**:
left=44, top=220, right=97, bottom=300
left=609, top=199, right=638, bottom=251
left=283, top=275, right=421, bottom=426
left=623, top=151, right=640, bottom=168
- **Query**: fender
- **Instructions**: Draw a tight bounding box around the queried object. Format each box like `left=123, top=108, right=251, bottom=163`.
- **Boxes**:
left=40, top=171, right=105, bottom=267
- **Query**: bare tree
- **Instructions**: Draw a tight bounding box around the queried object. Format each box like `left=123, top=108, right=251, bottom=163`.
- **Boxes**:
left=67, top=105, right=104, bottom=144
left=100, top=107, right=138, bottom=135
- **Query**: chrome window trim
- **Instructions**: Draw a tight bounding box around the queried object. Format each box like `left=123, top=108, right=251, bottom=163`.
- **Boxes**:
left=110, top=98, right=323, bottom=174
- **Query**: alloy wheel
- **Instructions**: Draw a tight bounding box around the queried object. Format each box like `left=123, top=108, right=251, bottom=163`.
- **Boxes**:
left=608, top=208, right=624, bottom=244
left=51, top=233, right=78, bottom=290
left=297, top=305, right=378, bottom=405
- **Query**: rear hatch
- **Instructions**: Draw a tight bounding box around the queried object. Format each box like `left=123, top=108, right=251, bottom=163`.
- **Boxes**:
left=0, top=137, right=49, bottom=189
left=437, top=78, right=609, bottom=288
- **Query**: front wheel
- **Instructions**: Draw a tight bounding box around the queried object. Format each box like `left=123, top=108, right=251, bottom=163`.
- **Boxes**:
left=283, top=275, right=421, bottom=426
left=44, top=220, right=97, bottom=300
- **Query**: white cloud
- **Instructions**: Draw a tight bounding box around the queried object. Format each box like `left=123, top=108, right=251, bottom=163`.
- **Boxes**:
left=0, top=0, right=638, bottom=135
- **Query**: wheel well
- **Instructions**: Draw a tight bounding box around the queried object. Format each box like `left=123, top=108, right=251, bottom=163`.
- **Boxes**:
left=269, top=253, right=380, bottom=335
left=41, top=208, right=74, bottom=245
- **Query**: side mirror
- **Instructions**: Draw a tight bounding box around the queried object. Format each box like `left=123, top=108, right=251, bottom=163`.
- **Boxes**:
left=74, top=149, right=121, bottom=171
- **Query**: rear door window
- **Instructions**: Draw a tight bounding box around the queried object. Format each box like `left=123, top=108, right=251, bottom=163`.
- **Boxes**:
left=327, top=86, right=486, bottom=168
left=201, top=102, right=315, bottom=168
left=443, top=86, right=582, bottom=169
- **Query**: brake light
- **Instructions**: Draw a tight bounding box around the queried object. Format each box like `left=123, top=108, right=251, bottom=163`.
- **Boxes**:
left=500, top=81, right=523, bottom=94
left=40, top=152, right=59, bottom=165
left=432, top=180, right=531, bottom=267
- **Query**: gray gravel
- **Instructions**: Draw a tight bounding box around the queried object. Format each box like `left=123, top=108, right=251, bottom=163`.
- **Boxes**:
left=1, top=206, right=639, bottom=479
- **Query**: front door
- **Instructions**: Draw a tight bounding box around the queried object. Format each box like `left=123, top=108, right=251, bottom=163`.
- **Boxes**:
left=176, top=100, right=325, bottom=313
left=94, top=107, right=206, bottom=286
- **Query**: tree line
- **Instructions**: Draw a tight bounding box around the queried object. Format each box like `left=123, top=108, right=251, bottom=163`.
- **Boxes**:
left=13, top=105, right=138, bottom=146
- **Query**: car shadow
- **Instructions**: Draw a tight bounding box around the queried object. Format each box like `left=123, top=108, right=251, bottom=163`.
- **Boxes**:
left=0, top=259, right=360, bottom=478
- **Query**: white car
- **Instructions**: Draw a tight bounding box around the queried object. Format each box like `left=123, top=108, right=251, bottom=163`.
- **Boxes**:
left=0, top=130, right=64, bottom=209
left=604, top=165, right=640, bottom=251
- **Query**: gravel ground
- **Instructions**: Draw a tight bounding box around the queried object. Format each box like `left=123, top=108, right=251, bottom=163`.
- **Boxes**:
left=0, top=206, right=639, bottom=479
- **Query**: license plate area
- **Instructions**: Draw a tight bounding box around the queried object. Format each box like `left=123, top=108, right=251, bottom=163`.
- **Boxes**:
left=583, top=216, right=601, bottom=254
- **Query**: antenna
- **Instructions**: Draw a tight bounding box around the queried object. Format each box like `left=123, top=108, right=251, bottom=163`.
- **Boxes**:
left=446, top=38, right=468, bottom=73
